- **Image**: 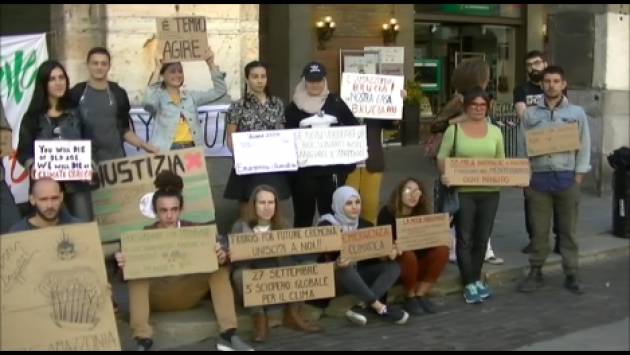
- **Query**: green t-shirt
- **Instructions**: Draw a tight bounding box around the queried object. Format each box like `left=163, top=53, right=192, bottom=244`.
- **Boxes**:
left=437, top=123, right=505, bottom=193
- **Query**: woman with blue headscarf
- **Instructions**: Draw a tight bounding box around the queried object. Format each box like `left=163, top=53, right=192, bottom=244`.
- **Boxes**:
left=317, top=186, right=409, bottom=327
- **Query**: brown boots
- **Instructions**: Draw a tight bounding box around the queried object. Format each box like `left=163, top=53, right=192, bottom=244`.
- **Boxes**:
left=283, top=303, right=321, bottom=333
left=252, top=313, right=268, bottom=342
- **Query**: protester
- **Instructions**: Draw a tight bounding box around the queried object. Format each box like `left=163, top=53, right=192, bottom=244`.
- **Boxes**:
left=70, top=46, right=158, bottom=162
left=517, top=66, right=591, bottom=295
left=377, top=177, right=449, bottom=315
left=513, top=50, right=560, bottom=255
left=285, top=61, right=359, bottom=228
left=143, top=48, right=227, bottom=152
left=9, top=177, right=81, bottom=232
left=231, top=185, right=321, bottom=343
left=437, top=87, right=505, bottom=304
left=115, top=171, right=253, bottom=351
left=16, top=60, right=93, bottom=222
left=0, top=104, right=21, bottom=234
left=224, top=61, right=291, bottom=217
left=317, top=185, right=409, bottom=326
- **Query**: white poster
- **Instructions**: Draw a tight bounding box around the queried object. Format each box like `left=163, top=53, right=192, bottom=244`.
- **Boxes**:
left=364, top=46, right=405, bottom=64
left=124, top=104, right=231, bottom=158
left=33, top=140, right=92, bottom=181
left=232, top=130, right=298, bottom=175
left=1, top=33, right=49, bottom=203
left=340, top=73, right=405, bottom=120
left=294, top=126, right=367, bottom=167
left=343, top=55, right=378, bottom=75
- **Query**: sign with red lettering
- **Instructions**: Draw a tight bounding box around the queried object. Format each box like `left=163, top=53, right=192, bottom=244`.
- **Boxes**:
left=340, top=225, right=393, bottom=262
left=444, top=158, right=530, bottom=187
left=395, top=213, right=451, bottom=252
left=33, top=140, right=92, bottom=181
left=156, top=16, right=209, bottom=63
left=340, top=73, right=404, bottom=120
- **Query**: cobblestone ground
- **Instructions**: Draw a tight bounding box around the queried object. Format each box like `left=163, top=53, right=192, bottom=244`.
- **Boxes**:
left=173, top=254, right=629, bottom=351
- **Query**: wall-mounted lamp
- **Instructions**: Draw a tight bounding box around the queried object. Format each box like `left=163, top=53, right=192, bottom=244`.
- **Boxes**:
left=316, top=16, right=336, bottom=50
left=382, top=18, right=400, bottom=45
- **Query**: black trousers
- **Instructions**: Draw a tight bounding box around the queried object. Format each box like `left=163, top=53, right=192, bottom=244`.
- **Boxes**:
left=291, top=172, right=347, bottom=228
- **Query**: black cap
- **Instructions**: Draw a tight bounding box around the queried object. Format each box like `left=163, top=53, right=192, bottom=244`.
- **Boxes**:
left=302, top=61, right=327, bottom=82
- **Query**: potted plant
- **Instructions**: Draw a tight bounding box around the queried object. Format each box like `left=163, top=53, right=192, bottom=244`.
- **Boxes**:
left=402, top=80, right=423, bottom=145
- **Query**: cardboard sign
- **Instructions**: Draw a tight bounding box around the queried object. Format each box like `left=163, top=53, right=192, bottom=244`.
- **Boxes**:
left=0, top=129, right=12, bottom=157
left=33, top=140, right=92, bottom=181
left=340, top=73, right=404, bottom=120
left=525, top=123, right=580, bottom=157
left=157, top=16, right=209, bottom=63
left=294, top=126, right=367, bottom=167
left=444, top=158, right=531, bottom=187
left=91, top=147, right=214, bottom=243
left=242, top=263, right=335, bottom=307
left=229, top=226, right=342, bottom=262
left=121, top=225, right=218, bottom=280
left=0, top=222, right=121, bottom=350
left=232, top=130, right=298, bottom=175
left=395, top=213, right=451, bottom=252
left=340, top=225, right=393, bottom=262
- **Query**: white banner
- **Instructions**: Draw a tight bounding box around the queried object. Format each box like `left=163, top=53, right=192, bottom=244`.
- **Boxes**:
left=1, top=33, right=49, bottom=203
left=340, top=73, right=404, bottom=120
left=124, top=104, right=231, bottom=158
left=232, top=130, right=298, bottom=175
left=33, top=140, right=92, bottom=181
left=295, top=126, right=367, bottom=168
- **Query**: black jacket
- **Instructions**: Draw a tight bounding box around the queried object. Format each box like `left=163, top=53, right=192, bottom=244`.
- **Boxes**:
left=69, top=81, right=132, bottom=139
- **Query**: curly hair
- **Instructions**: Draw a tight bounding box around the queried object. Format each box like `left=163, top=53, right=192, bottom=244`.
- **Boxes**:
left=151, top=170, right=184, bottom=213
left=386, top=177, right=431, bottom=218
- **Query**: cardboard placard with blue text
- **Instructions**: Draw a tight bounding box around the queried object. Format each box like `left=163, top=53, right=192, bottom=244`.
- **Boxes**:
left=0, top=222, right=121, bottom=350
left=92, top=147, right=214, bottom=243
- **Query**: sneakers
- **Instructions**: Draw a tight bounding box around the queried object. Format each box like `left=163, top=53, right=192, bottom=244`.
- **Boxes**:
left=564, top=275, right=584, bottom=295
left=517, top=267, right=544, bottom=293
left=404, top=297, right=424, bottom=316
left=416, top=296, right=437, bottom=314
left=345, top=305, right=368, bottom=326
left=485, top=256, right=504, bottom=265
left=471, top=281, right=491, bottom=300
left=216, top=334, right=255, bottom=351
left=463, top=284, right=482, bottom=304
left=135, top=338, right=153, bottom=351
left=376, top=305, right=409, bottom=325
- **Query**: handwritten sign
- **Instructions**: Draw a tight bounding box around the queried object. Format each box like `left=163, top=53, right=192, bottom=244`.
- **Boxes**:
left=444, top=158, right=531, bottom=187
left=33, top=140, right=92, bottom=181
left=232, top=130, right=298, bottom=175
left=121, top=225, right=218, bottom=280
left=340, top=225, right=393, bottom=262
left=157, top=16, right=209, bottom=63
left=242, top=263, right=335, bottom=307
left=1, top=222, right=120, bottom=350
left=525, top=123, right=580, bottom=157
left=395, top=213, right=451, bottom=252
left=340, top=73, right=404, bottom=120
left=294, top=126, right=367, bottom=167
left=91, top=147, right=214, bottom=243
left=229, top=226, right=342, bottom=261
left=0, top=129, right=12, bottom=157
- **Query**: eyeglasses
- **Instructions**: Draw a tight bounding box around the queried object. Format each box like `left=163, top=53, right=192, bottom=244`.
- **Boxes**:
left=403, top=188, right=422, bottom=196
left=469, top=102, right=488, bottom=109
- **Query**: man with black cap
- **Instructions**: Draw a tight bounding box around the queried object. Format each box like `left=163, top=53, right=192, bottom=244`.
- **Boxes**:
left=284, top=61, right=360, bottom=228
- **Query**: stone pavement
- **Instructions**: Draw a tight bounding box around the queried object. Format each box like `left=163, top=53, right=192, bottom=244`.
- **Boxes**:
left=112, top=145, right=630, bottom=350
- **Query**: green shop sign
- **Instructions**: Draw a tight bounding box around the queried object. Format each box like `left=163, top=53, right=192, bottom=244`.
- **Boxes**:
left=441, top=4, right=499, bottom=16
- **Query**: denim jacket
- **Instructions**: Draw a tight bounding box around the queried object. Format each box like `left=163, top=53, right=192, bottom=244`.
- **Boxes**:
left=142, top=69, right=227, bottom=152
left=521, top=96, right=591, bottom=174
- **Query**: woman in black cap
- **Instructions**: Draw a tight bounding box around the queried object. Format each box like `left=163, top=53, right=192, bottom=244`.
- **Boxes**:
left=284, top=61, right=359, bottom=229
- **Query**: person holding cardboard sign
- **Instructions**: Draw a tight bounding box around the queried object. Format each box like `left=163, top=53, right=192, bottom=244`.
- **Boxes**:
left=16, top=60, right=94, bottom=222
left=231, top=185, right=322, bottom=343
left=114, top=171, right=253, bottom=351
left=317, top=186, right=409, bottom=327
left=377, top=177, right=449, bottom=315
left=224, top=61, right=291, bottom=216
left=517, top=66, right=591, bottom=295
left=437, top=87, right=505, bottom=305
left=143, top=47, right=227, bottom=152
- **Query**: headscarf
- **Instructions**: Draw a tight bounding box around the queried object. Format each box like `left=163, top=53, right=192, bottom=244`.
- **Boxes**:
left=318, top=186, right=361, bottom=232
left=292, top=77, right=330, bottom=114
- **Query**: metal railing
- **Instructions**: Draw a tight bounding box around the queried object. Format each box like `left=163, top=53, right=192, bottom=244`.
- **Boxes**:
left=489, top=102, right=521, bottom=158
